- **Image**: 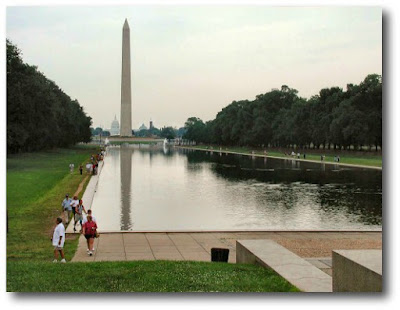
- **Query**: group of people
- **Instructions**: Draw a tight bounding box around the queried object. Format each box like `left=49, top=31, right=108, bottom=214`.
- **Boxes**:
left=61, top=194, right=86, bottom=231
left=284, top=151, right=306, bottom=159
left=282, top=151, right=341, bottom=162
left=54, top=194, right=99, bottom=262
left=85, top=149, right=105, bottom=175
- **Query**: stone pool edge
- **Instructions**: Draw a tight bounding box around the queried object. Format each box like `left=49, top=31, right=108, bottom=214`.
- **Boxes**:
left=175, top=146, right=382, bottom=170
left=65, top=160, right=104, bottom=233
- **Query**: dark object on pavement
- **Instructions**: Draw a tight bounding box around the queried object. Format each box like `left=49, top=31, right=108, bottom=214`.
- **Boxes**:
left=211, top=248, right=229, bottom=262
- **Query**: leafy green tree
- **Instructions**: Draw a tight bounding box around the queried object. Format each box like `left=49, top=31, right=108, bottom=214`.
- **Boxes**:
left=181, top=76, right=380, bottom=151
left=183, top=117, right=206, bottom=142
left=7, top=39, right=92, bottom=153
left=160, top=126, right=176, bottom=140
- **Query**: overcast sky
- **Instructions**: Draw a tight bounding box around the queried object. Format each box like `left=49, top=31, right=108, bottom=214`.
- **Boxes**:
left=6, top=6, right=381, bottom=129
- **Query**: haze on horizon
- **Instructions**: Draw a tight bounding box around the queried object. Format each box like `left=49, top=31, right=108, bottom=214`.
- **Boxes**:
left=6, top=6, right=382, bottom=130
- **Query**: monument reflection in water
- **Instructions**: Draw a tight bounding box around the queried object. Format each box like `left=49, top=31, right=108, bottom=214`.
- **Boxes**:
left=91, top=145, right=382, bottom=232
left=120, top=146, right=133, bottom=230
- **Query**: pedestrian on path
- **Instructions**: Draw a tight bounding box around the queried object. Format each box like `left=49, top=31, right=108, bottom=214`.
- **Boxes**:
left=82, top=215, right=97, bottom=256
left=61, top=194, right=72, bottom=224
left=74, top=199, right=87, bottom=231
left=71, top=195, right=79, bottom=220
left=71, top=196, right=82, bottom=231
left=82, top=209, right=97, bottom=225
left=52, top=217, right=66, bottom=263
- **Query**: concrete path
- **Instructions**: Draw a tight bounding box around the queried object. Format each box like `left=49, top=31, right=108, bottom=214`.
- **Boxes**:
left=71, top=231, right=382, bottom=264
left=66, top=161, right=104, bottom=233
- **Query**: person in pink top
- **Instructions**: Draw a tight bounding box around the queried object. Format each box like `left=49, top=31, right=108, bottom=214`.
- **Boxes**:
left=82, top=215, right=97, bottom=256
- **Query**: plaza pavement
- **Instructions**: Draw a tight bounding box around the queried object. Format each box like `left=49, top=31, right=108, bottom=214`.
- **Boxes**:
left=71, top=231, right=382, bottom=275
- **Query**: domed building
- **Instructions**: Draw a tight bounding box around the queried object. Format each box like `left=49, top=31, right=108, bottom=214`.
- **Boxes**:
left=110, top=115, right=120, bottom=136
left=138, top=123, right=148, bottom=131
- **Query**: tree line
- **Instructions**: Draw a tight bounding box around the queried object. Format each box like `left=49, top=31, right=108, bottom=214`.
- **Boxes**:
left=134, top=126, right=185, bottom=140
left=7, top=40, right=92, bottom=154
left=183, top=74, right=382, bottom=151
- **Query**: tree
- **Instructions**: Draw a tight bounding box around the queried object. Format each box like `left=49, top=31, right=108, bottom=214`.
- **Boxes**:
left=180, top=74, right=381, bottom=151
left=183, top=117, right=206, bottom=142
left=7, top=39, right=92, bottom=153
left=160, top=127, right=176, bottom=140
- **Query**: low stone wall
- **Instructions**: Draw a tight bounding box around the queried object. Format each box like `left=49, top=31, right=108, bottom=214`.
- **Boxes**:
left=332, top=249, right=382, bottom=292
left=236, top=239, right=332, bottom=292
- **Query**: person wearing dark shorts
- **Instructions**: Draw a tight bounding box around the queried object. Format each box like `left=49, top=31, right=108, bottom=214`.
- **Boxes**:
left=82, top=215, right=97, bottom=256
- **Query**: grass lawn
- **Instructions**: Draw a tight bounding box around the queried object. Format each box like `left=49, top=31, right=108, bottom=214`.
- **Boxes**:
left=188, top=145, right=382, bottom=168
left=7, top=146, right=98, bottom=261
left=6, top=145, right=299, bottom=292
left=7, top=260, right=299, bottom=292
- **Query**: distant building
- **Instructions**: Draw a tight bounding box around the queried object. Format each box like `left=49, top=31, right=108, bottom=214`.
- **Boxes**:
left=139, top=123, right=148, bottom=131
left=110, top=115, right=120, bottom=136
left=149, top=119, right=154, bottom=130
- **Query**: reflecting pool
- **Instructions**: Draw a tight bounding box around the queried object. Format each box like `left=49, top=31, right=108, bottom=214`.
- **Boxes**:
left=91, top=145, right=382, bottom=231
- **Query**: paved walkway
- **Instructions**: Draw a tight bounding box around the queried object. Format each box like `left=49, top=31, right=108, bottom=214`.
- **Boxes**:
left=71, top=231, right=382, bottom=266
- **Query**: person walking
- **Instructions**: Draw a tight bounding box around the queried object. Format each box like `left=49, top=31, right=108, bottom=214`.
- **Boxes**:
left=61, top=194, right=72, bottom=224
left=71, top=195, right=79, bottom=218
left=52, top=217, right=66, bottom=263
left=86, top=162, right=92, bottom=174
left=82, top=209, right=97, bottom=225
left=74, top=199, right=87, bottom=232
left=71, top=196, right=79, bottom=231
left=82, top=215, right=97, bottom=256
left=79, top=165, right=83, bottom=175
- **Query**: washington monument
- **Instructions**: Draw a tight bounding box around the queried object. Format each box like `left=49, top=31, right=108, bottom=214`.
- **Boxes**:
left=120, top=19, right=132, bottom=136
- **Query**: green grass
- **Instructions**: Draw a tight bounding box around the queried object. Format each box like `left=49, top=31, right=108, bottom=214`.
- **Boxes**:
left=7, top=260, right=299, bottom=292
left=189, top=145, right=382, bottom=167
left=7, top=146, right=98, bottom=261
left=7, top=145, right=299, bottom=292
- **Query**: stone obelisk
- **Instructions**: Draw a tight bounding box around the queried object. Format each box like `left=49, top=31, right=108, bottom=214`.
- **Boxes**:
left=120, top=19, right=132, bottom=136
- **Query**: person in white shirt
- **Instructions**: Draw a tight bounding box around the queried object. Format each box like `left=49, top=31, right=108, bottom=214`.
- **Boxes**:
left=82, top=209, right=96, bottom=225
left=85, top=162, right=92, bottom=174
left=70, top=196, right=79, bottom=232
left=52, top=217, right=66, bottom=263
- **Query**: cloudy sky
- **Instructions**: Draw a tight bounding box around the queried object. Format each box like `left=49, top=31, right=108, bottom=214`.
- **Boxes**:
left=6, top=5, right=381, bottom=130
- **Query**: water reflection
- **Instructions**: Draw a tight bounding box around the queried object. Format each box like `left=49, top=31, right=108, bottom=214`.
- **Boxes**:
left=92, top=146, right=382, bottom=231
left=120, top=146, right=133, bottom=230
left=185, top=149, right=382, bottom=227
